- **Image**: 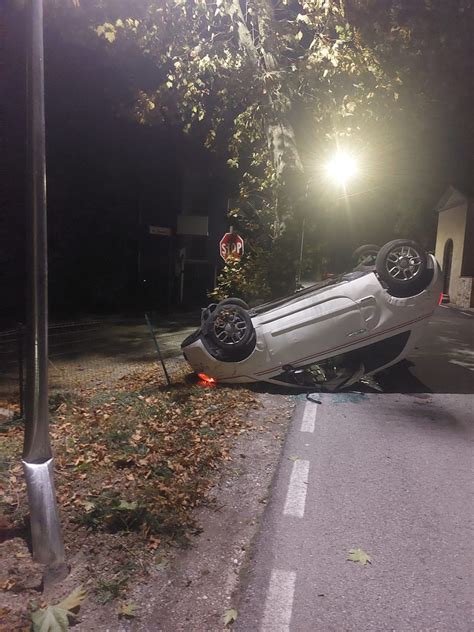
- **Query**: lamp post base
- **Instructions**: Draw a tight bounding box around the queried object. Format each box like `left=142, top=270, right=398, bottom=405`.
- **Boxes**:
left=22, top=458, right=66, bottom=569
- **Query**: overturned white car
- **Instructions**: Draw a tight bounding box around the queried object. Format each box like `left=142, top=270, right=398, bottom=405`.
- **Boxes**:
left=181, top=240, right=443, bottom=390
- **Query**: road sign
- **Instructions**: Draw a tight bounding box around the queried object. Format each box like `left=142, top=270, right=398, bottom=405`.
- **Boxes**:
left=149, top=225, right=172, bottom=236
left=220, top=232, right=244, bottom=262
left=177, top=215, right=209, bottom=236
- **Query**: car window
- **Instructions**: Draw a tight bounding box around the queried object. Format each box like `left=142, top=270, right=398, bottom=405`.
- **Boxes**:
left=251, top=276, right=346, bottom=315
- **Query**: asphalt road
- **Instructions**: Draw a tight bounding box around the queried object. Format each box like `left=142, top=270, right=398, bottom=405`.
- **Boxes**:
left=236, top=306, right=473, bottom=632
left=378, top=305, right=474, bottom=394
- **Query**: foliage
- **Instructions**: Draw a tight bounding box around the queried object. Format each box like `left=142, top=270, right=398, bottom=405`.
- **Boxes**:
left=1, top=366, right=260, bottom=547
left=209, top=251, right=272, bottom=302
left=347, top=547, right=372, bottom=566
left=73, top=494, right=150, bottom=533
left=31, top=586, right=86, bottom=632
left=117, top=602, right=137, bottom=619
left=224, top=607, right=238, bottom=626
left=1, top=364, right=262, bottom=625
left=96, top=576, right=129, bottom=605
left=50, top=0, right=473, bottom=296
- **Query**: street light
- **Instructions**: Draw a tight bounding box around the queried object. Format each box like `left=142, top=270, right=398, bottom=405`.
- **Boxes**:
left=325, top=151, right=358, bottom=186
left=295, top=151, right=360, bottom=290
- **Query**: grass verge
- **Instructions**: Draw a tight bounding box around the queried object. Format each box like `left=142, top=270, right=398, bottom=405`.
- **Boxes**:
left=0, top=364, right=261, bottom=629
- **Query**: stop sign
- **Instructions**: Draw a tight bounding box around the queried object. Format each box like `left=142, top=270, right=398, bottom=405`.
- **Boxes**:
left=219, top=232, right=244, bottom=262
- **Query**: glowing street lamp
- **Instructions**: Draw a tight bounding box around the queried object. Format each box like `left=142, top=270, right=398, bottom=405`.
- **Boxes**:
left=325, top=151, right=358, bottom=186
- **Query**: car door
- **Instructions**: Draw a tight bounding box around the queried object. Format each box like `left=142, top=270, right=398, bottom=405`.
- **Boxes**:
left=260, top=294, right=368, bottom=366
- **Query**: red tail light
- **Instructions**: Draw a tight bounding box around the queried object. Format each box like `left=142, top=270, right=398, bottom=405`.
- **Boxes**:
left=438, top=292, right=444, bottom=306
left=197, top=373, right=217, bottom=384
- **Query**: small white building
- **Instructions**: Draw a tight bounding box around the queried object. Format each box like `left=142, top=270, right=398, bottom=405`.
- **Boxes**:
left=434, top=186, right=474, bottom=308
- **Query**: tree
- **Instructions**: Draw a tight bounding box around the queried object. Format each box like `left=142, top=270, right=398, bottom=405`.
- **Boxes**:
left=51, top=0, right=473, bottom=298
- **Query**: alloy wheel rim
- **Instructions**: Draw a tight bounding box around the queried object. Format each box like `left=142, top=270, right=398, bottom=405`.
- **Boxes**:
left=357, top=252, right=378, bottom=266
left=214, top=309, right=248, bottom=345
left=385, top=245, right=423, bottom=282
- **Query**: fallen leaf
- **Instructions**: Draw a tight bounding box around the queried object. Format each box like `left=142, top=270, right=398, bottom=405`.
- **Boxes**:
left=155, top=556, right=169, bottom=570
left=224, top=608, right=237, bottom=626
left=56, top=586, right=87, bottom=613
left=118, top=602, right=136, bottom=619
left=288, top=455, right=299, bottom=461
left=347, top=548, right=371, bottom=566
left=148, top=536, right=161, bottom=550
left=117, top=500, right=138, bottom=511
left=31, top=586, right=86, bottom=632
left=0, top=578, right=16, bottom=591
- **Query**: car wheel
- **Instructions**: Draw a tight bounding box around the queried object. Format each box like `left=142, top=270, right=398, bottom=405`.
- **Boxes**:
left=207, top=304, right=254, bottom=350
left=352, top=244, right=380, bottom=268
left=200, top=303, right=218, bottom=326
left=218, top=297, right=250, bottom=310
left=376, top=240, right=428, bottom=292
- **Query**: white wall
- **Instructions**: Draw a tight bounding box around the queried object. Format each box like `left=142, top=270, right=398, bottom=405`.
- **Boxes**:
left=435, top=203, right=474, bottom=307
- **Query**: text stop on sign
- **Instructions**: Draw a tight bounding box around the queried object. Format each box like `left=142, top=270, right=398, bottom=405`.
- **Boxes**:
left=220, top=232, right=244, bottom=262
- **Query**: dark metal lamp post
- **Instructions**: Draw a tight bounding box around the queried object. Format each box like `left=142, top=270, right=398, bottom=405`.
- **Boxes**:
left=23, top=0, right=65, bottom=570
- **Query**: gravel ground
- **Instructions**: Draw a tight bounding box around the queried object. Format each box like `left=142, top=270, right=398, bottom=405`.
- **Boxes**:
left=125, top=392, right=294, bottom=632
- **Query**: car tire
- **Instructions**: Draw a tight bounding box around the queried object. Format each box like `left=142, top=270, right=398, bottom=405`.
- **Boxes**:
left=200, top=303, right=218, bottom=326
left=207, top=304, right=254, bottom=350
left=218, top=297, right=250, bottom=310
left=352, top=244, right=380, bottom=268
left=376, top=240, right=428, bottom=293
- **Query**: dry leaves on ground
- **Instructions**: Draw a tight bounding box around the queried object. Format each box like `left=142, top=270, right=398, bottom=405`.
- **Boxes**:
left=0, top=364, right=261, bottom=628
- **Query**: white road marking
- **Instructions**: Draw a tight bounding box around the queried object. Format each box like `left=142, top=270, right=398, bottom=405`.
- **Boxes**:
left=261, top=569, right=296, bottom=632
left=284, top=460, right=309, bottom=518
left=300, top=400, right=317, bottom=433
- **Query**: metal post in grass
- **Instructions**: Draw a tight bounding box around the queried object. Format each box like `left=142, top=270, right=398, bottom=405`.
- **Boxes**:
left=22, top=0, right=65, bottom=571
left=17, top=324, right=25, bottom=418
left=145, top=313, right=172, bottom=386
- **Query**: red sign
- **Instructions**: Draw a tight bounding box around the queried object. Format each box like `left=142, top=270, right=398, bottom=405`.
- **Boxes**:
left=220, top=232, right=244, bottom=262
